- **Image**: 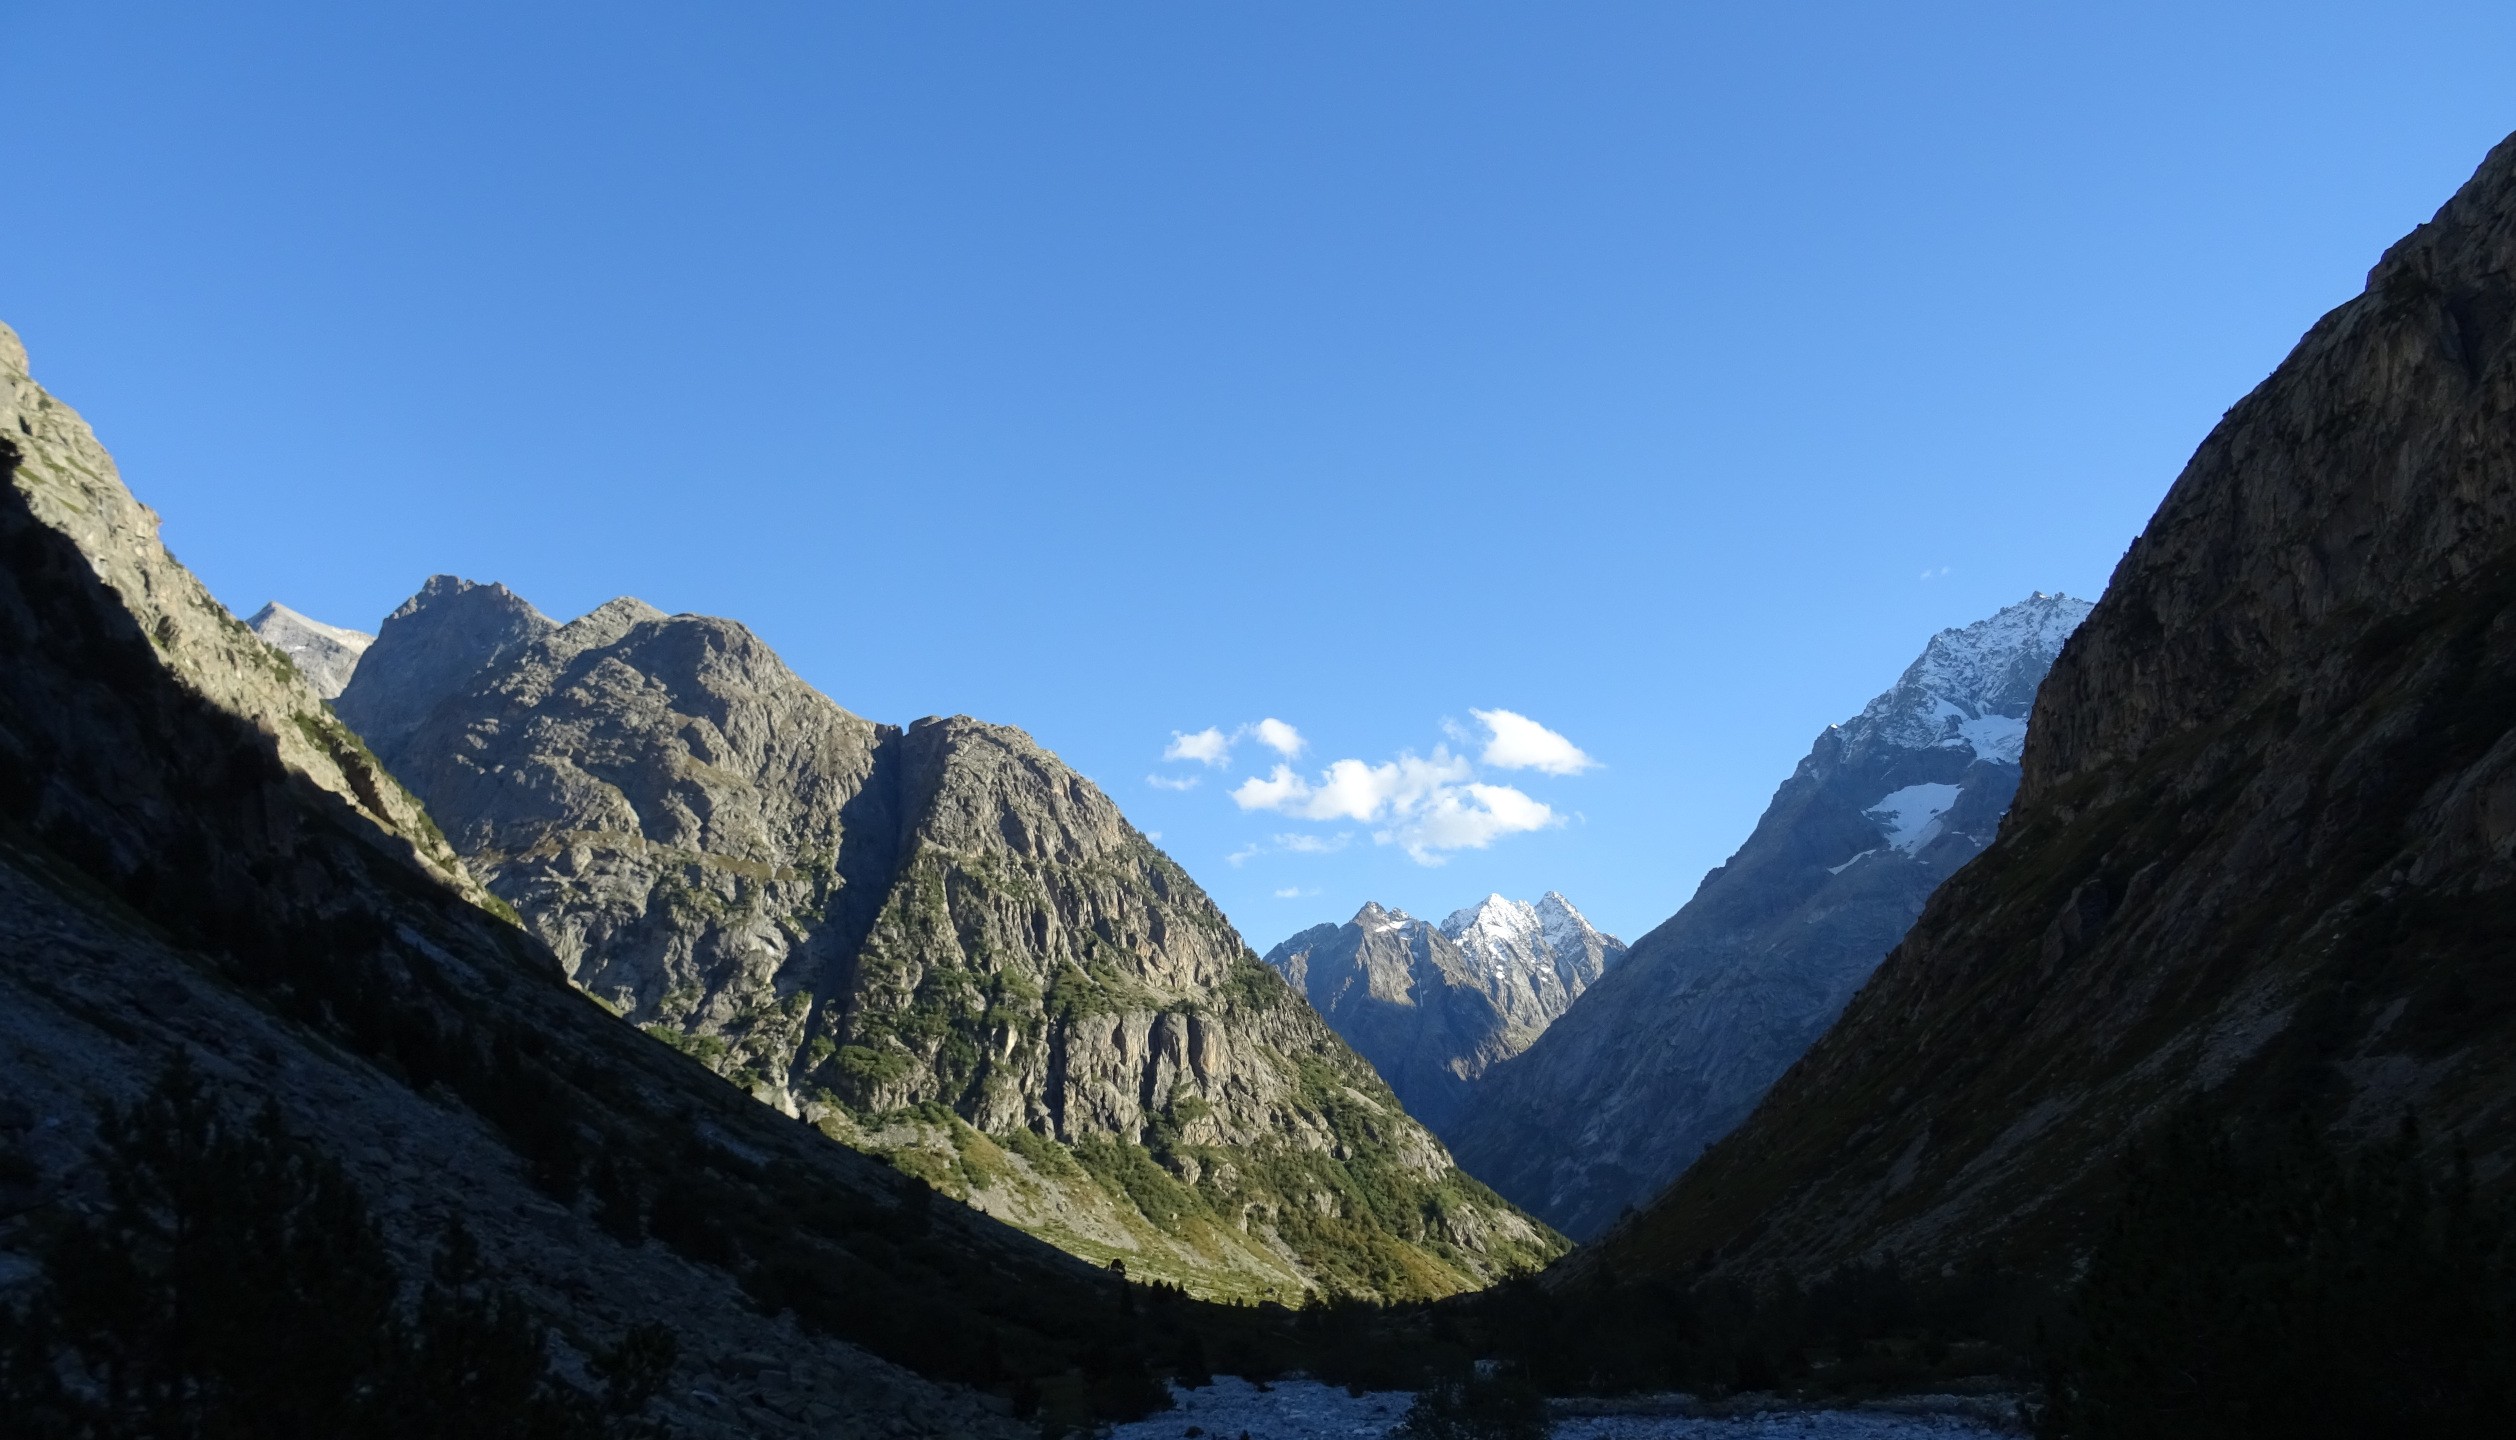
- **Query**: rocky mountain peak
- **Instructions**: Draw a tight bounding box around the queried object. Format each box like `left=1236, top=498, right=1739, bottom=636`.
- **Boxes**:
left=334, top=574, right=554, bottom=758
left=244, top=601, right=373, bottom=699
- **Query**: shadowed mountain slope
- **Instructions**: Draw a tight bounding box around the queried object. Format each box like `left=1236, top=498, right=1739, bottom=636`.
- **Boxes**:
left=1590, top=131, right=2516, bottom=1285
left=327, top=575, right=1559, bottom=1302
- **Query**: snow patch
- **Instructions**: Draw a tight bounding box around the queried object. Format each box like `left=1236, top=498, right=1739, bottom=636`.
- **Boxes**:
left=1865, top=784, right=1962, bottom=854
left=1950, top=713, right=2029, bottom=764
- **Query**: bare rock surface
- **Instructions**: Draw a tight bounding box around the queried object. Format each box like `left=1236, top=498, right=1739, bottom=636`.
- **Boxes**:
left=1449, top=595, right=2087, bottom=1239
left=330, top=573, right=1560, bottom=1300
left=1600, top=129, right=2516, bottom=1284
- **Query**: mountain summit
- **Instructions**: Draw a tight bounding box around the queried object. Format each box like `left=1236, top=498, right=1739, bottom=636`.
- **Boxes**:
left=1447, top=592, right=2090, bottom=1238
left=1262, top=894, right=1623, bottom=1134
left=332, top=576, right=1559, bottom=1300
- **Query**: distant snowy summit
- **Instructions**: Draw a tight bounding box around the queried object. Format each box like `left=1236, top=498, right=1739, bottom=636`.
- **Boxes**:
left=1264, top=893, right=1623, bottom=1134
left=244, top=601, right=373, bottom=699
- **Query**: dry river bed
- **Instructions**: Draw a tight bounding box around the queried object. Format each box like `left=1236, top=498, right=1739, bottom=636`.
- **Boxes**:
left=1106, top=1378, right=2018, bottom=1440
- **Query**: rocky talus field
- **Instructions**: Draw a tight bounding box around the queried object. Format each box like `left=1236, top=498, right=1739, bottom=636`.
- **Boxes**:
left=1448, top=594, right=2087, bottom=1239
left=326, top=575, right=1560, bottom=1302
left=1595, top=131, right=2516, bottom=1286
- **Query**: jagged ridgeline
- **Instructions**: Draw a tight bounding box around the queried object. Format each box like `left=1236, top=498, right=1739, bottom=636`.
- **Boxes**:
left=331, top=585, right=1561, bottom=1300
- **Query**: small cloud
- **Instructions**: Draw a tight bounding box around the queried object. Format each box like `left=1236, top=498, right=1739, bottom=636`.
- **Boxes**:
left=1145, top=773, right=1201, bottom=792
left=1165, top=727, right=1233, bottom=766
left=1273, top=886, right=1320, bottom=899
left=1226, top=842, right=1263, bottom=867
left=1472, top=709, right=1596, bottom=776
left=1253, top=717, right=1304, bottom=758
left=1919, top=566, right=1951, bottom=581
left=1274, top=832, right=1350, bottom=855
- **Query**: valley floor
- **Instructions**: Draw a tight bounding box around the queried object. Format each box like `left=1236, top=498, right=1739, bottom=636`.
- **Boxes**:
left=1107, top=1378, right=2012, bottom=1440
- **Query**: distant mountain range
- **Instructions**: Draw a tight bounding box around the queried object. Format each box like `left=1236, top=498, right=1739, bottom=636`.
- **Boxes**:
left=320, top=574, right=1558, bottom=1300
left=1445, top=593, right=2091, bottom=1238
left=1262, top=894, right=1623, bottom=1132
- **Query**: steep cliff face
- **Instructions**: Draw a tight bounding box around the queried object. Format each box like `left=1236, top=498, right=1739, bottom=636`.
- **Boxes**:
left=1597, top=132, right=2516, bottom=1284
left=339, top=580, right=1560, bottom=1300
left=1262, top=895, right=1623, bottom=1134
left=1452, top=594, right=2087, bottom=1240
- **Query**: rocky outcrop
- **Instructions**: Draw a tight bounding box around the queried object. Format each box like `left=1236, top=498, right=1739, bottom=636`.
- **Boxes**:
left=1594, top=131, right=2516, bottom=1285
left=243, top=601, right=371, bottom=698
left=1451, top=594, right=2088, bottom=1239
left=1262, top=895, right=1623, bottom=1133
left=334, top=576, right=1560, bottom=1300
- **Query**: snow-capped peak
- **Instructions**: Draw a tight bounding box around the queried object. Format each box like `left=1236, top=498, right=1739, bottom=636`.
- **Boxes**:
left=1839, top=592, right=2092, bottom=767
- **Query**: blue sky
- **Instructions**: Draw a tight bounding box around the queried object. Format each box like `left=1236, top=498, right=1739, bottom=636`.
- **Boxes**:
left=4, top=2, right=2512, bottom=943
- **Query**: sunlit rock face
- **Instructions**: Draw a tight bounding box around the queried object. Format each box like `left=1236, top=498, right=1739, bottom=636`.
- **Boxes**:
left=1447, top=593, right=2089, bottom=1240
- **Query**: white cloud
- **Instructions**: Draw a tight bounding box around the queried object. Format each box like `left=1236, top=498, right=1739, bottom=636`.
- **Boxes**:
left=1273, top=886, right=1319, bottom=899
left=1226, top=842, right=1263, bottom=867
left=1381, top=782, right=1559, bottom=864
left=1145, top=773, right=1201, bottom=792
left=1165, top=727, right=1233, bottom=766
left=1252, top=717, right=1304, bottom=758
left=1233, top=750, right=1474, bottom=823
left=1472, top=709, right=1596, bottom=776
